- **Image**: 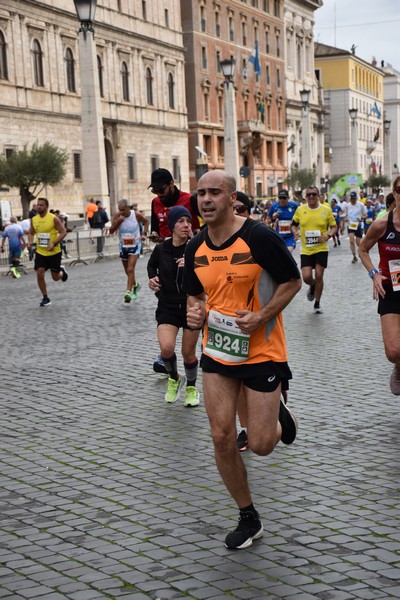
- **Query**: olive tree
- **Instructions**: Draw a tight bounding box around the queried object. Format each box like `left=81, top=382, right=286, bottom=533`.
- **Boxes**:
left=0, top=142, right=68, bottom=217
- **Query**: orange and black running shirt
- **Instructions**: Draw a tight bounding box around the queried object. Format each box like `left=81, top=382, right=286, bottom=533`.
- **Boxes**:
left=183, top=219, right=300, bottom=366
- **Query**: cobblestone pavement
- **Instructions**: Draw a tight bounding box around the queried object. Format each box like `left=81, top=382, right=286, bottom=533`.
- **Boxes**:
left=0, top=240, right=399, bottom=600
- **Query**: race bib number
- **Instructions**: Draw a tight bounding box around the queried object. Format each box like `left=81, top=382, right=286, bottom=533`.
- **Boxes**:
left=205, top=310, right=250, bottom=363
left=349, top=221, right=359, bottom=230
left=121, top=233, right=136, bottom=248
left=37, top=233, right=50, bottom=248
left=389, top=259, right=400, bottom=292
left=305, top=230, right=321, bottom=247
left=279, top=220, right=291, bottom=235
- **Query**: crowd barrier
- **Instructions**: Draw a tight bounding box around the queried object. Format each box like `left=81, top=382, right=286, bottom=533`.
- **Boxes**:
left=0, top=228, right=156, bottom=271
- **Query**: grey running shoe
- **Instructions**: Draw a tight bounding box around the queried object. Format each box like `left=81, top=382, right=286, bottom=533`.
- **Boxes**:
left=279, top=397, right=298, bottom=445
left=352, top=256, right=358, bottom=264
left=389, top=366, right=400, bottom=396
left=225, top=510, right=263, bottom=550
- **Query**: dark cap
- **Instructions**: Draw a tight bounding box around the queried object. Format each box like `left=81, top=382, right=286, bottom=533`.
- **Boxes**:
left=350, top=191, right=357, bottom=198
left=148, top=168, right=173, bottom=190
left=235, top=191, right=252, bottom=212
left=278, top=189, right=289, bottom=199
left=167, top=206, right=191, bottom=232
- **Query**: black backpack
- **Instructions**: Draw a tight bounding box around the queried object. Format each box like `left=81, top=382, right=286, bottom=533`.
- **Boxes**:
left=92, top=208, right=103, bottom=226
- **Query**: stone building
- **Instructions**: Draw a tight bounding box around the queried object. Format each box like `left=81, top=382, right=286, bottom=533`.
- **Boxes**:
left=0, top=0, right=189, bottom=217
left=284, top=0, right=325, bottom=185
left=315, top=42, right=384, bottom=183
left=181, top=0, right=288, bottom=199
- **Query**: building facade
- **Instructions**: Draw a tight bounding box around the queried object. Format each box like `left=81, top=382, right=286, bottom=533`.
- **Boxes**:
left=0, top=0, right=189, bottom=217
left=382, top=62, right=400, bottom=182
left=315, top=43, right=384, bottom=184
left=181, top=0, right=288, bottom=199
left=284, top=0, right=325, bottom=185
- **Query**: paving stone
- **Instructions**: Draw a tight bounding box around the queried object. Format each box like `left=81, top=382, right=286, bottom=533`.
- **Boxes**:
left=1, top=248, right=399, bottom=600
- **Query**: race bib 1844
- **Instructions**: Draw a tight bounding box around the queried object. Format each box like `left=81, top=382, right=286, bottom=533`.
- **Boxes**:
left=205, top=310, right=250, bottom=363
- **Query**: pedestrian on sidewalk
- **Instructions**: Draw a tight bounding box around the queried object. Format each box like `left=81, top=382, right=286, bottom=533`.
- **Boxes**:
left=28, top=198, right=68, bottom=307
left=359, top=177, right=400, bottom=395
left=184, top=170, right=301, bottom=550
left=147, top=206, right=200, bottom=407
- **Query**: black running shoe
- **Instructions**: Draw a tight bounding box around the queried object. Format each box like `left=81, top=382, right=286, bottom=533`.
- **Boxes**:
left=279, top=397, right=298, bottom=445
left=307, top=283, right=315, bottom=301
left=236, top=430, right=248, bottom=452
left=60, top=266, right=68, bottom=282
left=153, top=355, right=168, bottom=375
left=225, top=510, right=263, bottom=550
left=40, top=296, right=51, bottom=307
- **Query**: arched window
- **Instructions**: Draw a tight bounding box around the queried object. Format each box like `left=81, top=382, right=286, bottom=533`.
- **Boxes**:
left=65, top=48, right=76, bottom=92
left=97, top=55, right=104, bottom=97
left=0, top=31, right=8, bottom=80
left=121, top=61, right=129, bottom=101
left=146, top=67, right=153, bottom=106
left=32, top=39, right=44, bottom=86
left=167, top=72, right=175, bottom=109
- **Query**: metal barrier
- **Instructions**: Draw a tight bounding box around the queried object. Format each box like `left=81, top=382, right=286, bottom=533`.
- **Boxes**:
left=0, top=228, right=156, bottom=270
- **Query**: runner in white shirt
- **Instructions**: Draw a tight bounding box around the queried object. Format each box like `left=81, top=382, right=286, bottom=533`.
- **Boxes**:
left=347, top=191, right=367, bottom=263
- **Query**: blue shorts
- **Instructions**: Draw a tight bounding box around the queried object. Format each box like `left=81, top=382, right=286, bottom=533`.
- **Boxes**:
left=281, top=235, right=296, bottom=249
left=9, top=248, right=23, bottom=260
left=120, top=243, right=141, bottom=261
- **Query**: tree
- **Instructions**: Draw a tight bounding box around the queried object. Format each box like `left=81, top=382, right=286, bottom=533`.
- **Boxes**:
left=0, top=142, right=68, bottom=217
left=285, top=168, right=316, bottom=195
left=367, top=174, right=391, bottom=193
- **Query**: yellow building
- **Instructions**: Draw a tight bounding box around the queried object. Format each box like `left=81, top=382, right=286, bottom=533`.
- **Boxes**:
left=315, top=43, right=384, bottom=183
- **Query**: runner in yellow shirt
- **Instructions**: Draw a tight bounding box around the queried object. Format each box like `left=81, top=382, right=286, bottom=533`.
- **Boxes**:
left=291, top=185, right=337, bottom=314
left=28, top=197, right=68, bottom=307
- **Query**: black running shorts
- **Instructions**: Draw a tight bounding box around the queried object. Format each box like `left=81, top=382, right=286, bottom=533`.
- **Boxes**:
left=201, top=355, right=291, bottom=392
left=300, top=252, right=328, bottom=269
left=378, top=287, right=400, bottom=316
left=34, top=252, right=62, bottom=272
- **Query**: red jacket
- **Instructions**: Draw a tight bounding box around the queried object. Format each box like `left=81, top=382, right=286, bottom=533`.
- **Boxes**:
left=151, top=189, right=200, bottom=238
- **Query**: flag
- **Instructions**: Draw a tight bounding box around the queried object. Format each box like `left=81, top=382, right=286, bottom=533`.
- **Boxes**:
left=371, top=102, right=381, bottom=119
left=374, top=127, right=380, bottom=142
left=257, top=102, right=265, bottom=123
left=248, top=41, right=261, bottom=76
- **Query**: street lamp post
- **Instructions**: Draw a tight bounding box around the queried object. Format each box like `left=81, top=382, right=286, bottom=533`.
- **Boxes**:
left=384, top=118, right=392, bottom=181
left=349, top=107, right=358, bottom=174
left=220, top=58, right=240, bottom=184
left=73, top=0, right=109, bottom=208
left=299, top=88, right=311, bottom=170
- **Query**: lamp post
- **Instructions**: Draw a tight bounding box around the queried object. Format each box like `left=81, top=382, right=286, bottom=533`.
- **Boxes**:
left=384, top=118, right=392, bottom=181
left=349, top=107, right=358, bottom=174
left=220, top=58, right=240, bottom=184
left=73, top=0, right=109, bottom=208
left=299, top=88, right=311, bottom=170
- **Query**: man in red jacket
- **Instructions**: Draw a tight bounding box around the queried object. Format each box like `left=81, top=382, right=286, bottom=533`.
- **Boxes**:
left=149, top=168, right=200, bottom=241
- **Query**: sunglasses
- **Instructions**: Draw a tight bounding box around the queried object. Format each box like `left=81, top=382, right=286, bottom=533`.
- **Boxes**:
left=233, top=204, right=248, bottom=214
left=394, top=186, right=400, bottom=194
left=151, top=183, right=169, bottom=195
left=306, top=192, right=318, bottom=197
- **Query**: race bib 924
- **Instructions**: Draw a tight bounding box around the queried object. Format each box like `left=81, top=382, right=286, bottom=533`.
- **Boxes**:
left=205, top=310, right=250, bottom=363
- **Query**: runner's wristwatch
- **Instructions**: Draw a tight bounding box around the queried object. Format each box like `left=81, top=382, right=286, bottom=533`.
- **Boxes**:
left=368, top=268, right=379, bottom=278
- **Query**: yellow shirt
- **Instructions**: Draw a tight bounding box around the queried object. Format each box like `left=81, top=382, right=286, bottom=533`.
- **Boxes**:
left=293, top=203, right=336, bottom=256
left=32, top=213, right=61, bottom=256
